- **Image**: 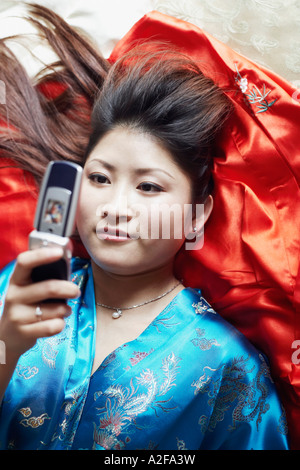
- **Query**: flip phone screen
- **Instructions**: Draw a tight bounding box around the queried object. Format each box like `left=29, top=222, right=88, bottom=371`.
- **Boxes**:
left=29, top=161, right=82, bottom=295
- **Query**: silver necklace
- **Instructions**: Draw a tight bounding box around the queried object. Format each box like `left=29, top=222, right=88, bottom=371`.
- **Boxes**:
left=96, top=281, right=181, bottom=319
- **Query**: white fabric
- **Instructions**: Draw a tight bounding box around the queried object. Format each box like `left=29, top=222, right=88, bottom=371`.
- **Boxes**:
left=0, top=0, right=299, bottom=87
left=154, top=0, right=300, bottom=88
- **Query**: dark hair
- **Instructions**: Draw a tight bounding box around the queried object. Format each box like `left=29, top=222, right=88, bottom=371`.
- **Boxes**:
left=85, top=46, right=233, bottom=203
left=0, top=3, right=110, bottom=184
left=0, top=5, right=232, bottom=201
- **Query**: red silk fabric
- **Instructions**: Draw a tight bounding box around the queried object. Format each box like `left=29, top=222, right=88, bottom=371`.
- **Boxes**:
left=110, top=12, right=300, bottom=448
left=0, top=11, right=299, bottom=448
left=0, top=81, right=68, bottom=268
left=0, top=161, right=37, bottom=266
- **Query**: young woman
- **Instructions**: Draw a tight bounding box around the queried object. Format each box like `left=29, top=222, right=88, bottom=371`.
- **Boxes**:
left=0, top=5, right=289, bottom=450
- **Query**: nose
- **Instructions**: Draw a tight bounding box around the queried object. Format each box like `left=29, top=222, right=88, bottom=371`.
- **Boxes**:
left=96, top=186, right=134, bottom=225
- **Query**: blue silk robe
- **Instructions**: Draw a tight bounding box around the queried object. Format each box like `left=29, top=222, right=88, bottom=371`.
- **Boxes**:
left=0, top=258, right=289, bottom=450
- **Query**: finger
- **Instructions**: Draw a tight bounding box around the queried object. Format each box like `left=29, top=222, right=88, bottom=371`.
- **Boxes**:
left=7, top=279, right=80, bottom=305
left=11, top=247, right=64, bottom=286
left=27, top=303, right=72, bottom=324
left=21, top=317, right=67, bottom=340
left=5, top=301, right=72, bottom=325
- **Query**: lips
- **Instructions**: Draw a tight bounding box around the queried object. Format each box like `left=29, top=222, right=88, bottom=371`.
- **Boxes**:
left=96, top=226, right=134, bottom=241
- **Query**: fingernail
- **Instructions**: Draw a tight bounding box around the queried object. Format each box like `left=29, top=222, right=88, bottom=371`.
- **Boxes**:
left=74, top=287, right=81, bottom=298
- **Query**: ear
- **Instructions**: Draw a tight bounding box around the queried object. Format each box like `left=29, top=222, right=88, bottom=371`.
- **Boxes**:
left=192, top=195, right=213, bottom=233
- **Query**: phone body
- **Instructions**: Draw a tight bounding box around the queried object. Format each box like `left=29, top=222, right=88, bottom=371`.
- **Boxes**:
left=29, top=161, right=82, bottom=291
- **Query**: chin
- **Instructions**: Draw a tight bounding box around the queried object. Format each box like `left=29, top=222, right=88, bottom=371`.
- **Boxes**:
left=91, top=251, right=166, bottom=277
left=90, top=251, right=140, bottom=274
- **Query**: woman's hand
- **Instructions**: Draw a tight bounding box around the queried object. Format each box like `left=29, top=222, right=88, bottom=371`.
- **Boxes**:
left=0, top=247, right=80, bottom=360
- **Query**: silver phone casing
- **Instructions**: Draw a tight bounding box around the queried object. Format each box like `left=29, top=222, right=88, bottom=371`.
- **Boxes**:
left=29, top=230, right=72, bottom=280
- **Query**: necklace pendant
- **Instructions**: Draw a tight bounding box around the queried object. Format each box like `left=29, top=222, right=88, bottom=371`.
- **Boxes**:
left=112, top=309, right=122, bottom=319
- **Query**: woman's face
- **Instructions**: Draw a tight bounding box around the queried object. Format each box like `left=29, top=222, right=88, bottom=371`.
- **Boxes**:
left=76, top=127, right=209, bottom=276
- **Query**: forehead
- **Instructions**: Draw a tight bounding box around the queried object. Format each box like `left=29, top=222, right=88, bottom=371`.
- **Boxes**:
left=85, top=127, right=182, bottom=174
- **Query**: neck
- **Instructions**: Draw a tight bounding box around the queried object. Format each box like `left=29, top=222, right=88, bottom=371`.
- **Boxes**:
left=91, top=260, right=180, bottom=308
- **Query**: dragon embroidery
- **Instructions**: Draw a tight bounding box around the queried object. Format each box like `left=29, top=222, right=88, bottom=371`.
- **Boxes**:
left=196, top=354, right=273, bottom=434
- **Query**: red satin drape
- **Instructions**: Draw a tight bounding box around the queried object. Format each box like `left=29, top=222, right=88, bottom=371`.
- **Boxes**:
left=0, top=11, right=299, bottom=448
left=0, top=81, right=68, bottom=268
left=110, top=12, right=300, bottom=449
left=0, top=161, right=37, bottom=267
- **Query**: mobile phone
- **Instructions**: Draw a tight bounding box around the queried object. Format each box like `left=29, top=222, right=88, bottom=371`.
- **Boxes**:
left=29, top=161, right=82, bottom=289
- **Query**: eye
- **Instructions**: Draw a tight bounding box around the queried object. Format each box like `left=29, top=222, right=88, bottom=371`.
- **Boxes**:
left=88, top=173, right=110, bottom=185
left=137, top=182, right=164, bottom=193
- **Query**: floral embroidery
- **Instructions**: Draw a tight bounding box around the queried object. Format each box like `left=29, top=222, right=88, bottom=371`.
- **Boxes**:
left=0, top=259, right=288, bottom=450
left=129, top=349, right=154, bottom=366
left=238, top=76, right=248, bottom=93
left=235, top=63, right=277, bottom=113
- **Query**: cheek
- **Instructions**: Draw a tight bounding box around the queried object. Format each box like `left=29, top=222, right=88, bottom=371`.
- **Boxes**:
left=144, top=203, right=189, bottom=240
left=142, top=238, right=185, bottom=269
left=76, top=187, right=95, bottom=235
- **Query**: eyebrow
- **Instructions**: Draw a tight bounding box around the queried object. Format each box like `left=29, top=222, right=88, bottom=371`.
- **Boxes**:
left=88, top=158, right=175, bottom=180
